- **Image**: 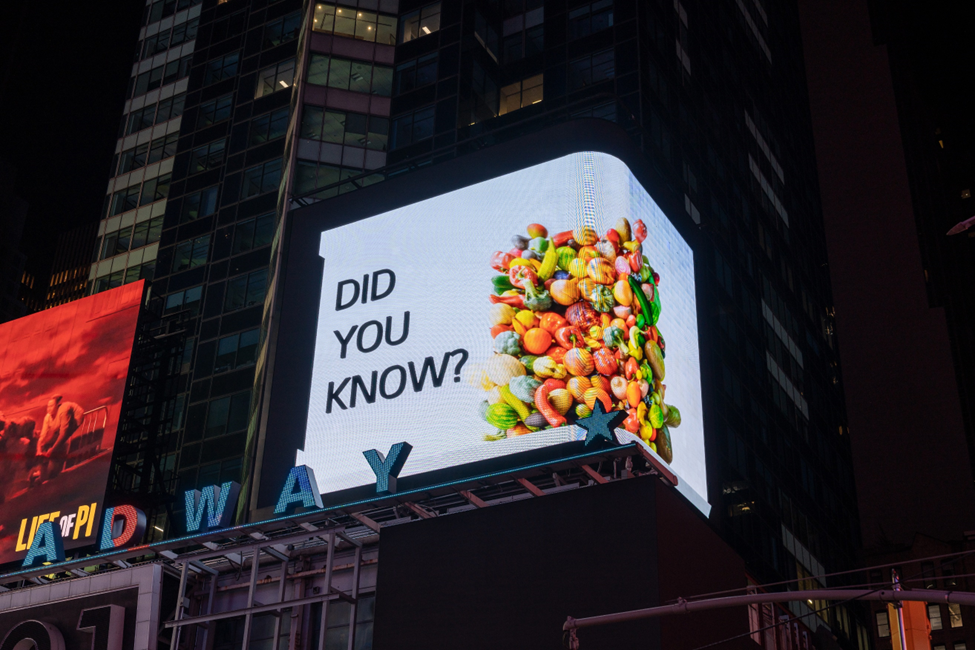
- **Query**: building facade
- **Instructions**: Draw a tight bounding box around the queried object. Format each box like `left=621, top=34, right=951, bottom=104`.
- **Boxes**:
left=44, top=222, right=100, bottom=310
left=81, top=0, right=862, bottom=644
left=864, top=535, right=975, bottom=650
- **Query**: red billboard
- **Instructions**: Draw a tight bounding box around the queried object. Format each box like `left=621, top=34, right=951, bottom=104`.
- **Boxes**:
left=0, top=281, right=143, bottom=565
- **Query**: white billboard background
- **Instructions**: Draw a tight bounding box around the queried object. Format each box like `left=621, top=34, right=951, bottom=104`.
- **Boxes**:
left=298, top=152, right=708, bottom=512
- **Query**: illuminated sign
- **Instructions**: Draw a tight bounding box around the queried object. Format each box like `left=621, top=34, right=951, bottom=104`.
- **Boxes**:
left=298, top=152, right=709, bottom=511
left=0, top=282, right=143, bottom=565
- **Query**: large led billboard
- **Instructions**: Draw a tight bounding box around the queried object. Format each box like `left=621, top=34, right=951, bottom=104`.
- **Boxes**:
left=295, top=151, right=708, bottom=511
left=0, top=282, right=143, bottom=564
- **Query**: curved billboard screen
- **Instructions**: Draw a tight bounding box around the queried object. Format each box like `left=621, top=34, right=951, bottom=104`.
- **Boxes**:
left=297, top=152, right=708, bottom=511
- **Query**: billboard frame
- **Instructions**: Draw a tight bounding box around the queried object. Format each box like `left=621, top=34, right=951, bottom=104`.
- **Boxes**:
left=255, top=118, right=704, bottom=516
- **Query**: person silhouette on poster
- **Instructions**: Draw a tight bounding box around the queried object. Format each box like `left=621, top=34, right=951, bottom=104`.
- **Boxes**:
left=0, top=413, right=37, bottom=502
left=35, top=395, right=84, bottom=483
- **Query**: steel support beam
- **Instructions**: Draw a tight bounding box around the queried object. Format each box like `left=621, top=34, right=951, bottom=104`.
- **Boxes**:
left=564, top=588, right=975, bottom=632
left=516, top=477, right=545, bottom=497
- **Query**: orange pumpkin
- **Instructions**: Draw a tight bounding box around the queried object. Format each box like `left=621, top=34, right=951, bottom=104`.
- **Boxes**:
left=539, top=312, right=568, bottom=334
left=567, top=376, right=591, bottom=401
left=523, top=328, right=553, bottom=355
left=583, top=387, right=613, bottom=412
left=564, top=348, right=594, bottom=376
left=590, top=375, right=611, bottom=393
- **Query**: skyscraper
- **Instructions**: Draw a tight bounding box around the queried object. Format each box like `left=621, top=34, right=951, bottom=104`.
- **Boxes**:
left=84, top=0, right=862, bottom=640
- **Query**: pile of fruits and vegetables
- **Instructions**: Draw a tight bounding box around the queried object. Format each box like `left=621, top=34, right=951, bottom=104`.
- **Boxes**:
left=477, top=218, right=682, bottom=463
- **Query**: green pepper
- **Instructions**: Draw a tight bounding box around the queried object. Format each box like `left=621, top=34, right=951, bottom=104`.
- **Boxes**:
left=627, top=273, right=659, bottom=327
left=492, top=274, right=515, bottom=294
left=640, top=257, right=654, bottom=283
left=640, top=360, right=654, bottom=383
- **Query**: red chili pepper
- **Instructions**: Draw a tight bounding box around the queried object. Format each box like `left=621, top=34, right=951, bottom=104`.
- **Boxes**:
left=593, top=348, right=618, bottom=376
left=626, top=251, right=642, bottom=273
left=490, top=251, right=513, bottom=272
left=555, top=326, right=584, bottom=349
left=553, top=230, right=574, bottom=247
left=490, top=324, right=512, bottom=338
left=623, top=408, right=640, bottom=433
left=539, top=312, right=568, bottom=333
left=546, top=345, right=567, bottom=363
left=633, top=219, right=648, bottom=242
left=624, top=357, right=639, bottom=380
left=535, top=379, right=568, bottom=427
left=509, top=265, right=538, bottom=289
left=489, top=294, right=525, bottom=308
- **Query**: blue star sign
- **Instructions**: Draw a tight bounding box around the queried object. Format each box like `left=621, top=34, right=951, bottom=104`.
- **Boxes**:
left=576, top=400, right=626, bottom=446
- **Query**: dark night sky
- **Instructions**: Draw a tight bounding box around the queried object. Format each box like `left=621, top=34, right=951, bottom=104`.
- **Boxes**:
left=0, top=0, right=144, bottom=280
left=1, top=0, right=973, bottom=547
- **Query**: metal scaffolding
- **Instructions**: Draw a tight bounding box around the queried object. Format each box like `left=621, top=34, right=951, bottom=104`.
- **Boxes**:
left=164, top=523, right=374, bottom=650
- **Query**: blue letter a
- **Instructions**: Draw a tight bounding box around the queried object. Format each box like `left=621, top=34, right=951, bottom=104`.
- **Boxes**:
left=23, top=521, right=65, bottom=568
left=275, top=465, right=324, bottom=514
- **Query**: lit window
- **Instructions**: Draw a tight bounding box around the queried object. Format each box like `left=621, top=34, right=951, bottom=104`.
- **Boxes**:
left=929, top=604, right=943, bottom=631
left=499, top=74, right=543, bottom=115
left=312, top=4, right=397, bottom=45
left=400, top=3, right=440, bottom=43
left=948, top=603, right=963, bottom=628
left=875, top=611, right=890, bottom=638
left=256, top=59, right=296, bottom=98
